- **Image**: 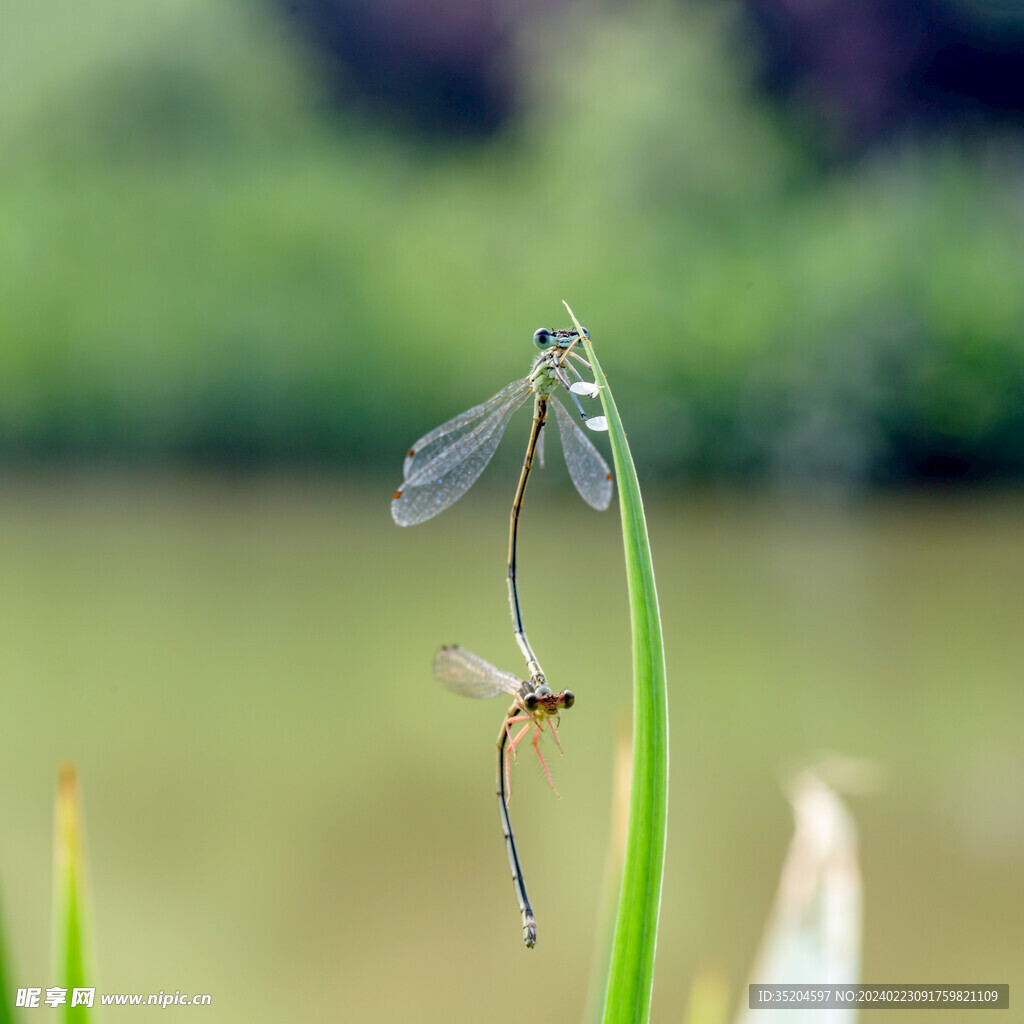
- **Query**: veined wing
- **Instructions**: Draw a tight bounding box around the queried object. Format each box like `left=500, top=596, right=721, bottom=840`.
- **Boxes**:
left=402, top=386, right=528, bottom=488
left=553, top=398, right=614, bottom=511
left=433, top=645, right=522, bottom=700
left=402, top=379, right=530, bottom=480
left=391, top=388, right=530, bottom=525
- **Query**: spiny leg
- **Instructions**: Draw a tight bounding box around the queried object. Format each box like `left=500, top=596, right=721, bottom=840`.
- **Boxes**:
left=547, top=715, right=565, bottom=756
left=551, top=363, right=591, bottom=422
left=507, top=720, right=533, bottom=764
left=504, top=713, right=533, bottom=763
left=504, top=719, right=533, bottom=802
left=531, top=725, right=560, bottom=799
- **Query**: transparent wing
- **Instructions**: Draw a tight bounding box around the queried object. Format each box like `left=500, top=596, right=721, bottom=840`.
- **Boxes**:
left=402, top=386, right=529, bottom=489
left=391, top=389, right=529, bottom=525
left=553, top=398, right=614, bottom=510
left=433, top=645, right=522, bottom=700
left=402, top=379, right=530, bottom=481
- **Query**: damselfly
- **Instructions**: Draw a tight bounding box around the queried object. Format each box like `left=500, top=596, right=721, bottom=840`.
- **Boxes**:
left=433, top=644, right=574, bottom=948
left=393, top=328, right=613, bottom=685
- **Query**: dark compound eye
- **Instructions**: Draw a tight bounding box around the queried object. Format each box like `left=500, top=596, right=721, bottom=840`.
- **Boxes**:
left=562, top=690, right=575, bottom=709
left=533, top=328, right=555, bottom=349
left=524, top=693, right=539, bottom=710
left=581, top=327, right=590, bottom=339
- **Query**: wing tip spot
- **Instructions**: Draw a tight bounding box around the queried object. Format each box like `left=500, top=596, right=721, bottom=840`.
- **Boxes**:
left=392, top=489, right=403, bottom=500
left=407, top=448, right=415, bottom=457
left=606, top=473, right=613, bottom=480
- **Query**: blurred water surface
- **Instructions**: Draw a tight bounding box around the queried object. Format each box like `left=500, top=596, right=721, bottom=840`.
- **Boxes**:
left=0, top=475, right=1020, bottom=1022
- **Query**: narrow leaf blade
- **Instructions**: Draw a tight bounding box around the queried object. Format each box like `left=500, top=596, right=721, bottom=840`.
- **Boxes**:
left=564, top=301, right=669, bottom=1024
left=53, top=764, right=94, bottom=1024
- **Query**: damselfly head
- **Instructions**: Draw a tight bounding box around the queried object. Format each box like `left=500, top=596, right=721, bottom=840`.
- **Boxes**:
left=534, top=326, right=589, bottom=350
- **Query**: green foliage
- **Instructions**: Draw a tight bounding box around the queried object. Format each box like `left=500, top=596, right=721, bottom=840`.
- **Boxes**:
left=2, top=1, right=1023, bottom=482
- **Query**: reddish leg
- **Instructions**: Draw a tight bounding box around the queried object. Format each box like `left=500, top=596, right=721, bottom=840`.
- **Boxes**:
left=532, top=726, right=560, bottom=799
left=504, top=719, right=533, bottom=801
left=505, top=713, right=532, bottom=764
left=547, top=715, right=565, bottom=756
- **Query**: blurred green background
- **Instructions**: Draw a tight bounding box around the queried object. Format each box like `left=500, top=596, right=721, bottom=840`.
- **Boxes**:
left=1, top=0, right=1023, bottom=1020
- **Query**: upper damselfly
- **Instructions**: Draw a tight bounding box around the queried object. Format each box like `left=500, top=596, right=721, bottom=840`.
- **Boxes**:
left=393, top=327, right=613, bottom=683
left=433, top=644, right=574, bottom=948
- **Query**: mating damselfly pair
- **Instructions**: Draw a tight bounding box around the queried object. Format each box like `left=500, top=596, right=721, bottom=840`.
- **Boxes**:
left=393, top=324, right=612, bottom=947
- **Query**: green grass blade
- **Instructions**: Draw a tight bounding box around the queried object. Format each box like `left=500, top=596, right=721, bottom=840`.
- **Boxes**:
left=0, top=891, right=15, bottom=1024
left=564, top=302, right=669, bottom=1024
left=53, top=764, right=94, bottom=1024
left=583, top=719, right=633, bottom=1024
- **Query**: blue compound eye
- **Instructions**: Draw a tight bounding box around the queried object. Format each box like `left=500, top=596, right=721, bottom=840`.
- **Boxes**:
left=533, top=328, right=554, bottom=349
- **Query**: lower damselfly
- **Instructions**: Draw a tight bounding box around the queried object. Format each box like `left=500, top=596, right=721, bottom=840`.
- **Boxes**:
left=393, top=327, right=613, bottom=685
left=433, top=644, right=574, bottom=948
